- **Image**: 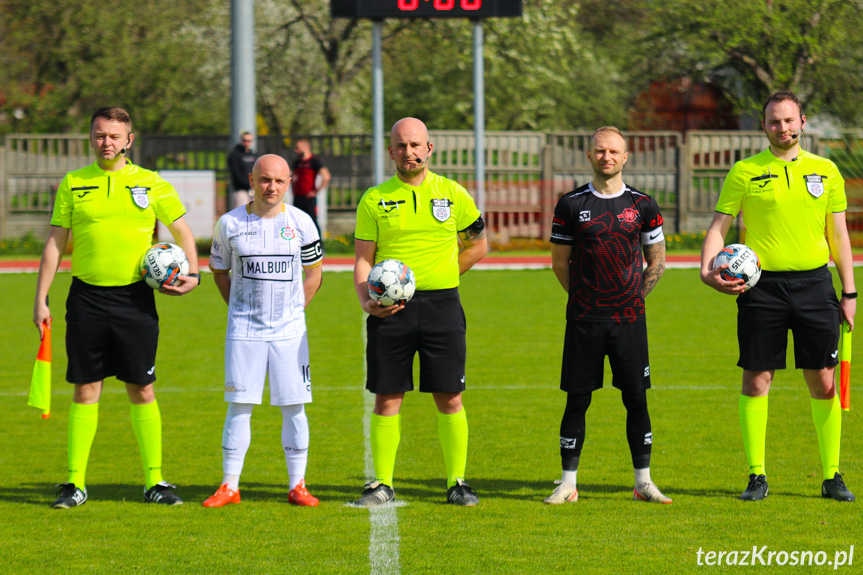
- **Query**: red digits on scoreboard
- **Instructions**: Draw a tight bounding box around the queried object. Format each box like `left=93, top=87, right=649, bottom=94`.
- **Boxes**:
left=434, top=0, right=455, bottom=9
left=398, top=0, right=419, bottom=10
left=461, top=0, right=482, bottom=9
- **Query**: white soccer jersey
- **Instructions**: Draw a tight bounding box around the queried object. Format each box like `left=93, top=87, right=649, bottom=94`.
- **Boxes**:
left=209, top=203, right=323, bottom=341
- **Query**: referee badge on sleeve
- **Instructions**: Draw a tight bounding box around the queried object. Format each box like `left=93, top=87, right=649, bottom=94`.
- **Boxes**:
left=805, top=174, right=824, bottom=198
left=431, top=198, right=452, bottom=222
left=129, top=186, right=151, bottom=208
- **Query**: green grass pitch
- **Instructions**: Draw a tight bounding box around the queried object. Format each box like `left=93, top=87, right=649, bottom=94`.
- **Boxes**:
left=1, top=267, right=860, bottom=574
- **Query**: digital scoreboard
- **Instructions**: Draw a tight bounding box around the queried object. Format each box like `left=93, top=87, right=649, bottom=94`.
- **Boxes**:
left=331, top=0, right=522, bottom=19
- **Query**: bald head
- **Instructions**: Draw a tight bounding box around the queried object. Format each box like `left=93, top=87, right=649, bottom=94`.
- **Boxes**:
left=390, top=117, right=429, bottom=143
left=389, top=117, right=432, bottom=182
left=250, top=154, right=291, bottom=209
left=253, top=154, right=289, bottom=177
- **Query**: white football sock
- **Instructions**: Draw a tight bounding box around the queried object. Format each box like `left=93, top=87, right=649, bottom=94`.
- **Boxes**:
left=222, top=402, right=254, bottom=490
left=635, top=467, right=652, bottom=487
left=281, top=404, right=309, bottom=489
left=562, top=470, right=577, bottom=488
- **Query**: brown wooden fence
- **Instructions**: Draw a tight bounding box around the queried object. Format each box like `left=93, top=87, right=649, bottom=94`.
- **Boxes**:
left=4, top=130, right=862, bottom=245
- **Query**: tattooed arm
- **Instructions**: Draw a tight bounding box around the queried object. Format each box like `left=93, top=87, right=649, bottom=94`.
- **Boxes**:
left=457, top=216, right=489, bottom=274
left=642, top=240, right=666, bottom=297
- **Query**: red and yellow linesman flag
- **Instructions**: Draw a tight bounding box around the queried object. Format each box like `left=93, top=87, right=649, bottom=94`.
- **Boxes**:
left=28, top=321, right=51, bottom=419
left=839, top=321, right=851, bottom=411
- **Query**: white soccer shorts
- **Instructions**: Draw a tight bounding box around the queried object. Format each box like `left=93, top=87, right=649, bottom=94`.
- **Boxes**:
left=224, top=334, right=312, bottom=406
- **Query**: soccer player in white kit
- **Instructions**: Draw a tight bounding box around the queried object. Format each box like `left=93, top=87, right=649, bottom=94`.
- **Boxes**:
left=203, top=155, right=324, bottom=507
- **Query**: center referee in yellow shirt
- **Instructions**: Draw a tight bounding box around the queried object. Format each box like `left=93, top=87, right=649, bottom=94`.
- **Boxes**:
left=701, top=91, right=855, bottom=502
left=33, top=107, right=199, bottom=508
left=352, top=117, right=488, bottom=507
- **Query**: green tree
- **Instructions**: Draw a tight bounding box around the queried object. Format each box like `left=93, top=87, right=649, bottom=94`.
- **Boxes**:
left=0, top=0, right=225, bottom=134
left=382, top=0, right=633, bottom=131
left=639, top=0, right=863, bottom=123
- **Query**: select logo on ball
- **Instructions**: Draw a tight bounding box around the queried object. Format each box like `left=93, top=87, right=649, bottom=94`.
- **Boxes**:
left=714, top=243, right=762, bottom=291
left=140, top=243, right=190, bottom=289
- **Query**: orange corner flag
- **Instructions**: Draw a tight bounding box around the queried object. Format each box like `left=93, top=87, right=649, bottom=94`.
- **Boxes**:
left=28, top=322, right=51, bottom=419
left=839, top=321, right=851, bottom=411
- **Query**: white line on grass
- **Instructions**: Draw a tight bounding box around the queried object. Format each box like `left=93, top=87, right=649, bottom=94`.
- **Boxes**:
left=360, top=311, right=401, bottom=575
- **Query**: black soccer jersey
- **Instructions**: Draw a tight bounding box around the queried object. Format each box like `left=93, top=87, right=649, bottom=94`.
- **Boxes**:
left=550, top=182, right=664, bottom=323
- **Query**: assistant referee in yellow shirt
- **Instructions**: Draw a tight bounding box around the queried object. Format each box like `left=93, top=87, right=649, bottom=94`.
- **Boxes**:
left=33, top=107, right=200, bottom=508
left=701, top=91, right=856, bottom=502
left=352, top=118, right=487, bottom=507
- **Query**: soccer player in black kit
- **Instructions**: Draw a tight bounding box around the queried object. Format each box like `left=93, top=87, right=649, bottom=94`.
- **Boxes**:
left=545, top=126, right=671, bottom=504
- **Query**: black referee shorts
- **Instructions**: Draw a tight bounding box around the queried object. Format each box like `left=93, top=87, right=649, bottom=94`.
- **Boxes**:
left=736, top=265, right=840, bottom=371
left=65, top=278, right=159, bottom=385
left=366, top=288, right=466, bottom=394
left=560, top=320, right=651, bottom=392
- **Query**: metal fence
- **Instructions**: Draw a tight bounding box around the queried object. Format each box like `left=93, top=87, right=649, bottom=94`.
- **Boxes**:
left=3, top=130, right=861, bottom=245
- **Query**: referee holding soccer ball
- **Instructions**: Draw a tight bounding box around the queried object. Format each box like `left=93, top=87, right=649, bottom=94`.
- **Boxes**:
left=33, top=107, right=199, bottom=509
left=352, top=117, right=487, bottom=507
left=701, top=91, right=856, bottom=502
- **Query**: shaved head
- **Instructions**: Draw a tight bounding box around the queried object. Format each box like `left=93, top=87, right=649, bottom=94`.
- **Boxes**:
left=389, top=117, right=432, bottom=182
left=250, top=154, right=291, bottom=209
left=390, top=117, right=429, bottom=143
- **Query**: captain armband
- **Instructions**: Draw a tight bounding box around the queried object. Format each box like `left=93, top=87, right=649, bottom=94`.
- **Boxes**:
left=458, top=216, right=486, bottom=240
left=301, top=239, right=323, bottom=266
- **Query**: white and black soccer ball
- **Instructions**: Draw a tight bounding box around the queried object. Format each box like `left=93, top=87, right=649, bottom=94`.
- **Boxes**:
left=140, top=243, right=190, bottom=289
left=714, top=243, right=761, bottom=290
left=367, top=259, right=416, bottom=306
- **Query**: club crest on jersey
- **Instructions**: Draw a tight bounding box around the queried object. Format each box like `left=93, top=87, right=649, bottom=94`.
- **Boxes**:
left=579, top=210, right=590, bottom=222
left=431, top=198, right=452, bottom=222
left=128, top=186, right=150, bottom=209
left=805, top=174, right=824, bottom=198
left=280, top=226, right=296, bottom=240
left=617, top=208, right=638, bottom=223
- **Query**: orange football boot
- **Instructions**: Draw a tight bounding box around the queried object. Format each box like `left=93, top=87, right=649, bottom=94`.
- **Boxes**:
left=202, top=484, right=241, bottom=508
left=288, top=479, right=319, bottom=507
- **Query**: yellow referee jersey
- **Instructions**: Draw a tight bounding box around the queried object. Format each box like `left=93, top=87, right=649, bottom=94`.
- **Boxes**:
left=51, top=162, right=186, bottom=286
left=715, top=148, right=847, bottom=271
left=355, top=171, right=481, bottom=290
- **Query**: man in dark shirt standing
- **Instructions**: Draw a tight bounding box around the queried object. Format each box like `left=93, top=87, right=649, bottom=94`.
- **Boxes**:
left=291, top=138, right=331, bottom=233
left=227, top=132, right=256, bottom=208
left=545, top=126, right=670, bottom=505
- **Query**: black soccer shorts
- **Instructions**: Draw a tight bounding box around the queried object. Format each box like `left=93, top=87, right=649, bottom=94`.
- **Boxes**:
left=560, top=320, right=652, bottom=392
left=736, top=265, right=840, bottom=371
left=65, top=278, right=159, bottom=385
left=366, top=288, right=467, bottom=394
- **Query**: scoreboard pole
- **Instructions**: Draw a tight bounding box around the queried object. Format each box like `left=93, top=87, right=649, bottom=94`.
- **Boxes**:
left=372, top=21, right=385, bottom=186
left=473, top=20, right=485, bottom=213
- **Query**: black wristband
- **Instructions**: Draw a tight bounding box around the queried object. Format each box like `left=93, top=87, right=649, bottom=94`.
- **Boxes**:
left=187, top=273, right=201, bottom=285
left=841, top=291, right=857, bottom=299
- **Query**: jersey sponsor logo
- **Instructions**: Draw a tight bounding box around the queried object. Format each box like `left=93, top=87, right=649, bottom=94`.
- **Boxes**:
left=280, top=226, right=296, bottom=240
left=579, top=210, right=590, bottom=222
left=240, top=255, right=295, bottom=281
left=378, top=199, right=405, bottom=213
left=432, top=198, right=452, bottom=222
left=750, top=173, right=777, bottom=192
left=617, top=207, right=638, bottom=223
left=805, top=174, right=824, bottom=198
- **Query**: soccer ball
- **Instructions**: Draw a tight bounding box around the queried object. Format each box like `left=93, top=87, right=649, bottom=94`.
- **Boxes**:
left=714, top=243, right=762, bottom=290
left=367, top=259, right=416, bottom=306
left=140, top=243, right=189, bottom=289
